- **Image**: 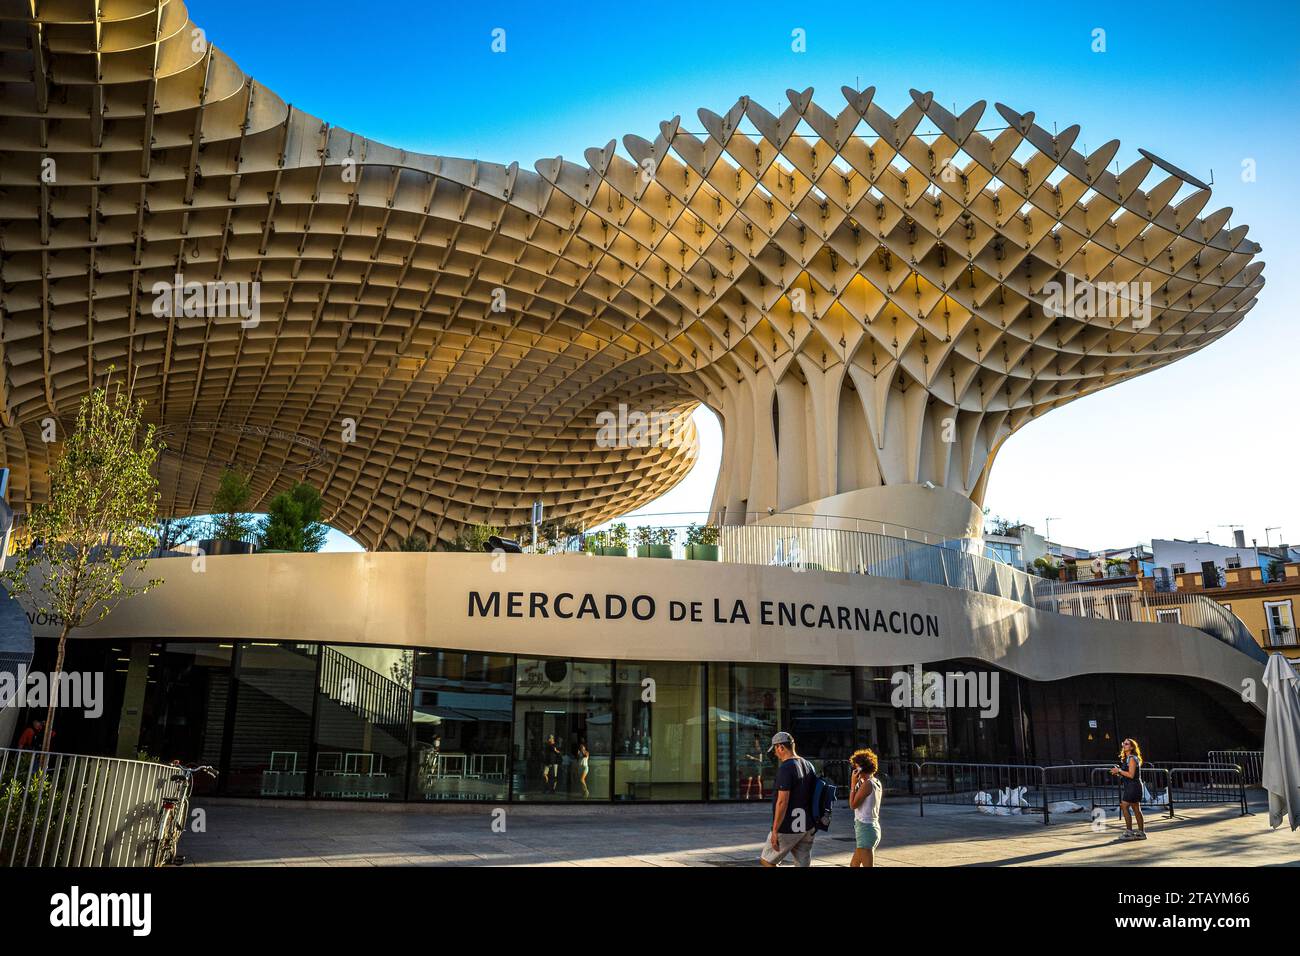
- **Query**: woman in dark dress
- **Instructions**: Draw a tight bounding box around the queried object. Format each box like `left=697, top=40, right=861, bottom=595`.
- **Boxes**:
left=1109, top=738, right=1146, bottom=840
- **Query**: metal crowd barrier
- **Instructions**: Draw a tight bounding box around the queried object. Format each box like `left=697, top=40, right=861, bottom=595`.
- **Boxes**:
left=1088, top=766, right=1174, bottom=819
left=1165, top=764, right=1248, bottom=816
left=0, top=747, right=176, bottom=867
left=900, top=760, right=1248, bottom=826
left=1207, top=750, right=1263, bottom=787
left=915, top=762, right=1053, bottom=823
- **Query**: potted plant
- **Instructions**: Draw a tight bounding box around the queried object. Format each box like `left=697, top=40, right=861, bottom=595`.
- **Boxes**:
left=605, top=522, right=629, bottom=557
left=584, top=530, right=606, bottom=555
left=199, top=468, right=255, bottom=556
left=636, top=525, right=675, bottom=559
left=685, top=523, right=719, bottom=561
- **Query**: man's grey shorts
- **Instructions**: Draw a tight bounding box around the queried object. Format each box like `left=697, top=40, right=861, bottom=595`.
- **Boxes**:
left=761, top=831, right=816, bottom=866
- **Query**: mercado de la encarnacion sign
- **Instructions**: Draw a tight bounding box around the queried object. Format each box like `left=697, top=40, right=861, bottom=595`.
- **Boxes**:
left=467, top=588, right=942, bottom=636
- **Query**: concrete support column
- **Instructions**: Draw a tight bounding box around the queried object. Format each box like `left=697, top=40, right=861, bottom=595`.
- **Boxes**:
left=115, top=641, right=152, bottom=759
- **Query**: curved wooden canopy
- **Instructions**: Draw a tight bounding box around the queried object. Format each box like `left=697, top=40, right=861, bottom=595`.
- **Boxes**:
left=0, top=0, right=1265, bottom=548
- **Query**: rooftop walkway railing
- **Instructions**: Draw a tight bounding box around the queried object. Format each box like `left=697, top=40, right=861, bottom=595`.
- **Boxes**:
left=544, top=520, right=1268, bottom=665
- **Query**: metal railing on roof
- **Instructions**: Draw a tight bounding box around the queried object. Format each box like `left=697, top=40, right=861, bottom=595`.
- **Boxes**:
left=539, top=522, right=1267, bottom=664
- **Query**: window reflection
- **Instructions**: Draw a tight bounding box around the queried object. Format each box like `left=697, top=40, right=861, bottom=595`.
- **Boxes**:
left=410, top=651, right=513, bottom=801
left=226, top=643, right=317, bottom=797
left=612, top=662, right=703, bottom=800
left=312, top=646, right=412, bottom=800
left=708, top=663, right=781, bottom=799
left=788, top=665, right=854, bottom=787
left=513, top=657, right=611, bottom=801
left=138, top=642, right=232, bottom=797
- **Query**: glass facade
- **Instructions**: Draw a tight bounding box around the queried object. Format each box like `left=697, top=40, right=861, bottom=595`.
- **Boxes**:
left=411, top=650, right=513, bottom=801
left=312, top=646, right=412, bottom=800
left=512, top=657, right=612, bottom=801
left=138, top=642, right=233, bottom=797
left=26, top=637, right=1247, bottom=802
left=612, top=662, right=704, bottom=800
left=226, top=643, right=318, bottom=797
left=707, top=663, right=781, bottom=800
left=788, top=666, right=854, bottom=788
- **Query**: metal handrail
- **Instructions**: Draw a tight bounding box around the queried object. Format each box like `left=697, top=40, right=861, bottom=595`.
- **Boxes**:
left=551, top=522, right=1267, bottom=663
left=0, top=747, right=177, bottom=867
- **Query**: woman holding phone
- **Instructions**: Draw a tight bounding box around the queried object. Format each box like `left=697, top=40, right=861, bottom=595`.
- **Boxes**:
left=1109, top=738, right=1146, bottom=840
left=848, top=748, right=883, bottom=867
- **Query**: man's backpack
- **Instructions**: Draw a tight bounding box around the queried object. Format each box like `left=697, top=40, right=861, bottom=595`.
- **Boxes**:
left=810, top=771, right=837, bottom=832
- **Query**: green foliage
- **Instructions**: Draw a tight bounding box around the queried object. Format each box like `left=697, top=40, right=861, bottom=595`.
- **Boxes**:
left=585, top=530, right=606, bottom=553
left=258, top=482, right=328, bottom=552
left=1, top=769, right=67, bottom=859
left=208, top=468, right=255, bottom=541
left=634, top=525, right=677, bottom=547
left=396, top=531, right=432, bottom=552
left=459, top=523, right=501, bottom=553
left=607, top=522, right=629, bottom=549
left=1, top=372, right=162, bottom=752
left=1030, top=556, right=1060, bottom=580
left=685, top=523, right=719, bottom=547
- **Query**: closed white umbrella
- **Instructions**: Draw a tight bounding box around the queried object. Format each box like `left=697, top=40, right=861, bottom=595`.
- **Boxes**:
left=1262, top=653, right=1300, bottom=831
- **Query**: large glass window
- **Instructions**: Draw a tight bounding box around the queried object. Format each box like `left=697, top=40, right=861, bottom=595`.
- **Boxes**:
left=139, top=642, right=233, bottom=796
left=788, top=665, right=854, bottom=788
left=225, top=643, right=317, bottom=797
left=312, top=646, right=412, bottom=800
left=410, top=650, right=513, bottom=801
left=513, top=657, right=611, bottom=801
left=612, top=662, right=703, bottom=800
left=707, top=663, right=781, bottom=800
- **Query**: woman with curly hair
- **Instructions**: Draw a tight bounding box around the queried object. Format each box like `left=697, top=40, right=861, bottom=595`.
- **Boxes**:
left=848, top=748, right=883, bottom=866
left=1109, top=738, right=1147, bottom=840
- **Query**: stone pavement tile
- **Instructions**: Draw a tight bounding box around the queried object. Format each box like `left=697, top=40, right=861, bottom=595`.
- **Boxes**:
left=184, top=794, right=1294, bottom=867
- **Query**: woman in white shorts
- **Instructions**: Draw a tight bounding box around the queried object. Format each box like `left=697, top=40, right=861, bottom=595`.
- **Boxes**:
left=849, top=748, right=882, bottom=867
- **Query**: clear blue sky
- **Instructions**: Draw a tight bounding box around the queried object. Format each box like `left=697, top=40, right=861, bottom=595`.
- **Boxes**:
left=187, top=0, right=1300, bottom=553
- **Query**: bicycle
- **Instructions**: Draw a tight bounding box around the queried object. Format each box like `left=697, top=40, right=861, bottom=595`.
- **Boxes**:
left=153, top=763, right=217, bottom=866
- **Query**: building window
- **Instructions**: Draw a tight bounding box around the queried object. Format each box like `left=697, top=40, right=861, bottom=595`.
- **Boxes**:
left=1264, top=600, right=1295, bottom=647
left=612, top=662, right=704, bottom=800
left=513, top=657, right=612, bottom=801
left=1156, top=609, right=1182, bottom=624
left=225, top=643, right=318, bottom=797
left=313, top=646, right=411, bottom=800
left=707, top=663, right=781, bottom=800
left=1171, top=563, right=1185, bottom=576
left=788, top=665, right=854, bottom=787
left=410, top=651, right=513, bottom=801
left=139, top=642, right=233, bottom=797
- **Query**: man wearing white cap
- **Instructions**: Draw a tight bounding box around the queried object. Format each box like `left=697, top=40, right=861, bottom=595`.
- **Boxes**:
left=760, top=731, right=818, bottom=867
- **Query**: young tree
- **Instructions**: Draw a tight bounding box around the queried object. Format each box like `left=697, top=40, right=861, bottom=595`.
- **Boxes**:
left=207, top=468, right=254, bottom=542
left=2, top=374, right=162, bottom=753
left=258, top=481, right=328, bottom=552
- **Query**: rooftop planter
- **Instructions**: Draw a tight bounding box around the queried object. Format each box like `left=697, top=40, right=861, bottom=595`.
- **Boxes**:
left=584, top=522, right=629, bottom=557
left=684, top=523, right=719, bottom=561
left=196, top=538, right=254, bottom=557
left=635, top=525, right=675, bottom=559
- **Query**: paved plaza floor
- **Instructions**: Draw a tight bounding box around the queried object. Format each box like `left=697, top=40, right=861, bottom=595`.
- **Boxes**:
left=185, top=792, right=1298, bottom=867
